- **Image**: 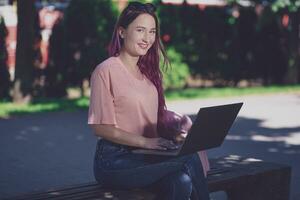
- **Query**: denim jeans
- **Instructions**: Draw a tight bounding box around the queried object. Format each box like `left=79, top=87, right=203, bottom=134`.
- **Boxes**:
left=93, top=139, right=210, bottom=200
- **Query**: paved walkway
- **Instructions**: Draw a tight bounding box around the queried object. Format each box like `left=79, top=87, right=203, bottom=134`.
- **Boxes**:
left=0, top=93, right=299, bottom=199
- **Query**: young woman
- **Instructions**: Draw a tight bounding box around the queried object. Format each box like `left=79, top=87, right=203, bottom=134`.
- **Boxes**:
left=88, top=2, right=210, bottom=200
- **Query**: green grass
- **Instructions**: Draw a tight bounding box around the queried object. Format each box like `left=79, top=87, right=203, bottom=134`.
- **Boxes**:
left=0, top=97, right=89, bottom=118
left=1, top=85, right=300, bottom=118
left=165, top=85, right=300, bottom=100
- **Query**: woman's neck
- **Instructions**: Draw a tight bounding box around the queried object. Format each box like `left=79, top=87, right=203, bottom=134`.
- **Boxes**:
left=119, top=51, right=139, bottom=71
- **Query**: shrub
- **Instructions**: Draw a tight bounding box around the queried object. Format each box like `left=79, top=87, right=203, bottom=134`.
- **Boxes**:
left=162, top=47, right=190, bottom=90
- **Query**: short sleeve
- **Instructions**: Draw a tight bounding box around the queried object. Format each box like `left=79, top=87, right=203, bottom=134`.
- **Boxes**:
left=88, top=70, right=117, bottom=125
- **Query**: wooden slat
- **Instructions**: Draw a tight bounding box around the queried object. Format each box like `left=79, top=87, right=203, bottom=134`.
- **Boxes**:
left=10, top=183, right=101, bottom=200
left=4, top=157, right=291, bottom=200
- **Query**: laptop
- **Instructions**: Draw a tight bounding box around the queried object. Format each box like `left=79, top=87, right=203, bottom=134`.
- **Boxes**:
left=132, top=102, right=243, bottom=156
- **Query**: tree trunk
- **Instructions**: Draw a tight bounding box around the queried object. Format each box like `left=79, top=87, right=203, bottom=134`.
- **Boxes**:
left=12, top=0, right=35, bottom=103
left=0, top=16, right=11, bottom=100
left=296, top=10, right=300, bottom=83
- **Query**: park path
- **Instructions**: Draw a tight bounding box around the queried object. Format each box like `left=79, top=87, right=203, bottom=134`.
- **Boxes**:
left=0, top=93, right=300, bottom=199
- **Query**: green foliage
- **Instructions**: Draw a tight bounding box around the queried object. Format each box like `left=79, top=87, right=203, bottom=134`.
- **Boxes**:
left=158, top=4, right=243, bottom=82
left=162, top=48, right=190, bottom=90
left=157, top=1, right=300, bottom=85
left=225, top=0, right=300, bottom=12
left=271, top=0, right=300, bottom=12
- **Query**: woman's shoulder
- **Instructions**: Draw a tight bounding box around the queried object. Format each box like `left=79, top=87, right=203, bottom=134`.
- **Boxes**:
left=93, top=56, right=120, bottom=75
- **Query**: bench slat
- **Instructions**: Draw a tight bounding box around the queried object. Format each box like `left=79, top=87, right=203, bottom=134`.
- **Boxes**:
left=5, top=156, right=291, bottom=200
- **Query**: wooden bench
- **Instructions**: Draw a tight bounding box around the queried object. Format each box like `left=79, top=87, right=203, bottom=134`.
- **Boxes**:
left=7, top=155, right=291, bottom=200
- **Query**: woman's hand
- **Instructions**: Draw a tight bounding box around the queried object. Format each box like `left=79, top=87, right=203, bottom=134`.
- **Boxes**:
left=168, top=114, right=193, bottom=144
left=173, top=132, right=187, bottom=144
left=144, top=137, right=179, bottom=150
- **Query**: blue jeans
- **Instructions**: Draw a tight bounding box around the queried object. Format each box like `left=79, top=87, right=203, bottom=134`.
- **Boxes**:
left=93, top=139, right=210, bottom=200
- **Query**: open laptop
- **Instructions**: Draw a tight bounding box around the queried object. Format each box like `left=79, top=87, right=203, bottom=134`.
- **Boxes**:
left=132, top=102, right=243, bottom=156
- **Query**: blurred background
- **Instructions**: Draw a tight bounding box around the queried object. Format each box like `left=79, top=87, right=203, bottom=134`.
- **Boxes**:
left=1, top=0, right=300, bottom=199
left=0, top=0, right=300, bottom=108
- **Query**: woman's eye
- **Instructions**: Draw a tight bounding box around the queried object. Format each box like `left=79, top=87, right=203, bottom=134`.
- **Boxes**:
left=137, top=29, right=144, bottom=32
left=150, top=31, right=156, bottom=34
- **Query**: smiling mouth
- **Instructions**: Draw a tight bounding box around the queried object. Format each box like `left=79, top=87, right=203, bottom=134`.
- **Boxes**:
left=138, top=44, right=148, bottom=49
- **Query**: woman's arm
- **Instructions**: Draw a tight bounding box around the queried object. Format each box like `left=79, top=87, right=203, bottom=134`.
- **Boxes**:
left=90, top=124, right=177, bottom=150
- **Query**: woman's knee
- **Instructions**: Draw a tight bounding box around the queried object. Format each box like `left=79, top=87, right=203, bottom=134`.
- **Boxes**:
left=174, top=172, right=193, bottom=195
left=185, top=153, right=203, bottom=169
left=158, top=171, right=192, bottom=200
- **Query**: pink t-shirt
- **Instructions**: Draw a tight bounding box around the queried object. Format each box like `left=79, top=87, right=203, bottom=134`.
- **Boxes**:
left=88, top=56, right=210, bottom=176
left=88, top=56, right=159, bottom=138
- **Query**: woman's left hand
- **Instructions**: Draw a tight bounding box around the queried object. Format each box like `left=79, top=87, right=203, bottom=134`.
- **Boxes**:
left=171, top=114, right=193, bottom=144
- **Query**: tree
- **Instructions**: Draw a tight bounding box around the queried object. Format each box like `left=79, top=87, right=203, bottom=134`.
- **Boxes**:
left=0, top=15, right=11, bottom=99
left=63, top=0, right=118, bottom=96
left=45, top=16, right=68, bottom=97
left=12, top=0, right=36, bottom=103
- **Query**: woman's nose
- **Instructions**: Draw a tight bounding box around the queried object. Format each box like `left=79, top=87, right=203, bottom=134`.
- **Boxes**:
left=142, top=32, right=150, bottom=42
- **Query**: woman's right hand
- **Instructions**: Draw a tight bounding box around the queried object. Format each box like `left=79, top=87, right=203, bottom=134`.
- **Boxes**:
left=144, top=137, right=179, bottom=150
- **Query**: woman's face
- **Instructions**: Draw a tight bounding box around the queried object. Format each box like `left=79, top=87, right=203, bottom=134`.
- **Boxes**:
left=119, top=14, right=156, bottom=57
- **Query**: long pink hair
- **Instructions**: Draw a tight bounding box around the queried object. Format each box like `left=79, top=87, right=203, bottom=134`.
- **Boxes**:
left=108, top=2, right=170, bottom=138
